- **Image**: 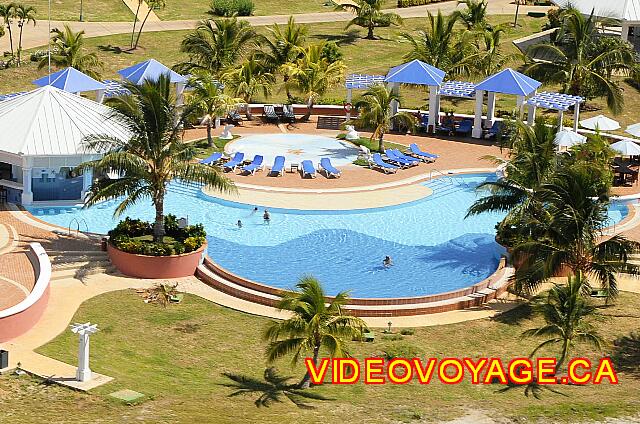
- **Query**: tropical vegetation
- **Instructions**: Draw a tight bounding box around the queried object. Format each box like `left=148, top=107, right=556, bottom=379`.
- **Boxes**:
left=263, top=276, right=367, bottom=388
left=336, top=0, right=402, bottom=40
left=38, top=24, right=101, bottom=79
left=14, top=3, right=36, bottom=65
left=78, top=75, right=234, bottom=244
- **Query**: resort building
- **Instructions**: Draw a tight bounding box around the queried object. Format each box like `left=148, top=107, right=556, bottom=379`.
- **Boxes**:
left=0, top=86, right=129, bottom=205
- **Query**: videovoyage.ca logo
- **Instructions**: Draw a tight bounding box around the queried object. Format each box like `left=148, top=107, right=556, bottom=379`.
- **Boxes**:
left=304, top=357, right=618, bottom=385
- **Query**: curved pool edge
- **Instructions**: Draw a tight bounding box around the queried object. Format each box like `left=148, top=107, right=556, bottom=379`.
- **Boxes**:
left=196, top=256, right=514, bottom=316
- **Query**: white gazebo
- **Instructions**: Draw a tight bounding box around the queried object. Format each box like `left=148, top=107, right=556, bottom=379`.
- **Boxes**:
left=0, top=86, right=130, bottom=205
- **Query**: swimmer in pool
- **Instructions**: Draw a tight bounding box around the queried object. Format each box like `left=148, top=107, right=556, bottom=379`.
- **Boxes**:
left=237, top=220, right=243, bottom=228
left=263, top=209, right=271, bottom=224
left=383, top=256, right=393, bottom=268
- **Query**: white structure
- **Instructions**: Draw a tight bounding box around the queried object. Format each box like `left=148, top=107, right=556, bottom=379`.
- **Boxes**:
left=554, top=128, right=587, bottom=151
left=579, top=115, right=621, bottom=131
left=552, top=0, right=640, bottom=41
left=70, top=322, right=99, bottom=382
left=220, top=124, right=234, bottom=140
left=610, top=139, right=640, bottom=156
left=0, top=86, right=130, bottom=205
left=345, top=125, right=360, bottom=141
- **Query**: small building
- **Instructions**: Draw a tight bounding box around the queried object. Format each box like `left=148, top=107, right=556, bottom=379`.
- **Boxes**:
left=0, top=86, right=129, bottom=205
left=552, top=0, right=640, bottom=42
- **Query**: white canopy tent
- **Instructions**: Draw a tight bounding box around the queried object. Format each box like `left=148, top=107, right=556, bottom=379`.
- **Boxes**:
left=0, top=86, right=130, bottom=204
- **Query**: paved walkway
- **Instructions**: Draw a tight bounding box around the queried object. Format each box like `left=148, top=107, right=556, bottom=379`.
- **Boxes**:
left=121, top=0, right=160, bottom=23
left=0, top=0, right=551, bottom=52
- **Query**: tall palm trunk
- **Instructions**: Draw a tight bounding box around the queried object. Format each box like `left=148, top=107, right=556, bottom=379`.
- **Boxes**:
left=153, top=194, right=165, bottom=242
left=302, top=97, right=314, bottom=121
left=206, top=121, right=213, bottom=147
left=378, top=131, right=385, bottom=152
left=130, top=1, right=142, bottom=48
left=17, top=24, right=23, bottom=66
left=134, top=9, right=152, bottom=49
left=299, top=344, right=320, bottom=389
left=366, top=24, right=375, bottom=40
left=7, top=22, right=14, bottom=59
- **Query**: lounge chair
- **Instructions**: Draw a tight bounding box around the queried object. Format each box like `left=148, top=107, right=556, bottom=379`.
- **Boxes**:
left=242, top=155, right=264, bottom=175
left=199, top=152, right=223, bottom=165
left=385, top=149, right=416, bottom=168
left=263, top=105, right=279, bottom=123
left=407, top=143, right=438, bottom=162
left=301, top=160, right=316, bottom=178
left=371, top=153, right=398, bottom=174
left=269, top=155, right=285, bottom=177
left=282, top=104, right=296, bottom=123
left=455, top=119, right=473, bottom=136
left=320, top=158, right=341, bottom=178
left=227, top=110, right=243, bottom=125
left=223, top=152, right=245, bottom=172
left=358, top=145, right=371, bottom=161
left=390, top=149, right=420, bottom=166
left=485, top=121, right=503, bottom=139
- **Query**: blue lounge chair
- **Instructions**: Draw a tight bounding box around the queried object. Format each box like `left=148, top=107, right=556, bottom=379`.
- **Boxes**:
left=455, top=119, right=473, bottom=136
left=385, top=149, right=415, bottom=168
left=320, top=158, right=341, bottom=178
left=200, top=152, right=223, bottom=165
left=417, top=114, right=429, bottom=132
left=390, top=149, right=420, bottom=166
left=269, top=155, right=285, bottom=177
left=242, top=155, right=264, bottom=175
left=371, top=153, right=398, bottom=174
left=224, top=152, right=245, bottom=172
left=301, top=160, right=316, bottom=178
left=407, top=144, right=438, bottom=162
left=486, top=121, right=503, bottom=139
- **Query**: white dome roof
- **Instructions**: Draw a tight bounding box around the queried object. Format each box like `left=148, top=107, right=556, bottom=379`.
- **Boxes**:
left=0, top=85, right=130, bottom=157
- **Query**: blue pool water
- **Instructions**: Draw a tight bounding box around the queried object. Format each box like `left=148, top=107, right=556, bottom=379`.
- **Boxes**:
left=27, top=174, right=629, bottom=298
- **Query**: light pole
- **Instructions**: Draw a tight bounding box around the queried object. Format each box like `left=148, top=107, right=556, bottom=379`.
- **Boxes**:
left=79, top=0, right=84, bottom=22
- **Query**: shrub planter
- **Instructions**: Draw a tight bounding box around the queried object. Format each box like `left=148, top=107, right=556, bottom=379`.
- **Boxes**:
left=107, top=242, right=207, bottom=279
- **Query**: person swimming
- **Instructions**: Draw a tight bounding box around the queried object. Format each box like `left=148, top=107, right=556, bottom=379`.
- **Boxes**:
left=237, top=220, right=243, bottom=228
left=263, top=209, right=271, bottom=224
left=251, top=207, right=258, bottom=214
left=383, top=256, right=393, bottom=268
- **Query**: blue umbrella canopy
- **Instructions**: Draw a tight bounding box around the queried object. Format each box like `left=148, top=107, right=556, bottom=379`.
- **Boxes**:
left=117, top=59, right=187, bottom=85
left=474, top=68, right=541, bottom=96
left=32, top=67, right=106, bottom=93
left=384, top=59, right=445, bottom=87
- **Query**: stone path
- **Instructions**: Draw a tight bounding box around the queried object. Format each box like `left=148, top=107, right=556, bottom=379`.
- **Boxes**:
left=0, top=0, right=551, bottom=52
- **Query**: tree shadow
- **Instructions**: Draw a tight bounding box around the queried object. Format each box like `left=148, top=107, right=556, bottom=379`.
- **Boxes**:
left=97, top=45, right=134, bottom=55
left=611, top=332, right=640, bottom=377
left=310, top=29, right=361, bottom=46
left=490, top=301, right=534, bottom=325
left=219, top=367, right=333, bottom=409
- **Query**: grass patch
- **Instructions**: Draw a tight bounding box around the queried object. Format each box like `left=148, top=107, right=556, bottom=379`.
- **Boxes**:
left=29, top=0, right=133, bottom=22
left=338, top=134, right=406, bottom=152
left=189, top=135, right=239, bottom=159
left=12, top=290, right=637, bottom=423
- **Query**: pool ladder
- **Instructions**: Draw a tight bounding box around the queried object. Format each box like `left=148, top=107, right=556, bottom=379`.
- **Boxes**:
left=428, top=169, right=469, bottom=188
left=68, top=218, right=89, bottom=235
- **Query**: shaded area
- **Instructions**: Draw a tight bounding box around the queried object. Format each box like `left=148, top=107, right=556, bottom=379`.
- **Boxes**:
left=611, top=332, right=640, bottom=377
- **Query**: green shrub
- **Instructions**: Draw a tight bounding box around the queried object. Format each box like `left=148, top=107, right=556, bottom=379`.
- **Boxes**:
left=164, top=214, right=179, bottom=234
left=209, top=0, right=254, bottom=16
left=400, top=328, right=415, bottom=336
left=382, top=342, right=420, bottom=360
left=321, top=41, right=343, bottom=63
left=184, top=236, right=206, bottom=253
left=397, top=0, right=443, bottom=8
left=181, top=224, right=206, bottom=240
left=110, top=217, right=151, bottom=238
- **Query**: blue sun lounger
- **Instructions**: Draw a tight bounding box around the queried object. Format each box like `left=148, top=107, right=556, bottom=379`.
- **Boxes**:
left=200, top=152, right=223, bottom=165
left=455, top=119, right=473, bottom=136
left=301, top=160, right=316, bottom=178
left=320, top=158, right=341, bottom=178
left=224, top=152, right=245, bottom=172
left=385, top=149, right=416, bottom=168
left=408, top=143, right=438, bottom=162
left=390, top=149, right=420, bottom=166
left=269, top=155, right=285, bottom=177
left=371, top=153, right=398, bottom=174
left=243, top=155, right=264, bottom=175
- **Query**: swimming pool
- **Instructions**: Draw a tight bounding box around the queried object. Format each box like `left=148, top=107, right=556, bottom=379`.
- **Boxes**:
left=27, top=174, right=629, bottom=298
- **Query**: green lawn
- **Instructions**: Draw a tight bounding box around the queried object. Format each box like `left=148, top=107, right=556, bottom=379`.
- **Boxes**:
left=1, top=14, right=638, bottom=128
left=0, top=289, right=633, bottom=423
left=30, top=0, right=133, bottom=22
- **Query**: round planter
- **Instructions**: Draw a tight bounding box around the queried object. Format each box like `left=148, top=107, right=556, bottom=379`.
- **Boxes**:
left=107, top=242, right=207, bottom=279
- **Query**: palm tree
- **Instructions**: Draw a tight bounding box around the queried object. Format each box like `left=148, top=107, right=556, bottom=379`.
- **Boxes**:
left=38, top=24, right=101, bottom=79
left=188, top=73, right=244, bottom=146
left=14, top=3, right=36, bottom=66
left=0, top=3, right=16, bottom=59
left=471, top=26, right=517, bottom=77
left=221, top=367, right=332, bottom=408
left=264, top=276, right=367, bottom=389
left=401, top=11, right=475, bottom=77
left=337, top=0, right=402, bottom=40
left=454, top=0, right=488, bottom=30
left=510, top=168, right=640, bottom=296
left=524, top=8, right=639, bottom=114
left=133, top=0, right=165, bottom=49
left=282, top=43, right=345, bottom=121
left=177, top=18, right=256, bottom=75
left=221, top=58, right=275, bottom=119
left=353, top=84, right=417, bottom=152
left=130, top=0, right=143, bottom=48
left=255, top=16, right=306, bottom=100
left=524, top=274, right=604, bottom=371
left=78, top=75, right=235, bottom=242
